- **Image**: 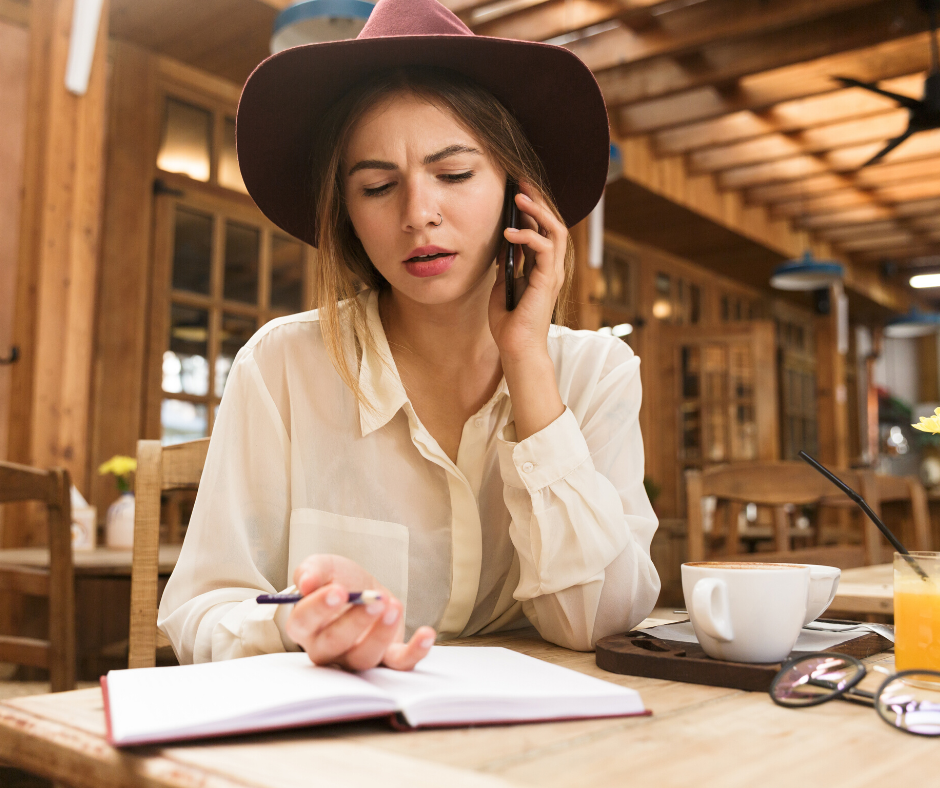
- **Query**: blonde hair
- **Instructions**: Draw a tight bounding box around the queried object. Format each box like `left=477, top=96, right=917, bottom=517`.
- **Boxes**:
left=310, top=66, right=574, bottom=408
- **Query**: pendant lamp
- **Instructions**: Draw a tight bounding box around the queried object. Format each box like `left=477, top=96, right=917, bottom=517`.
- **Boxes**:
left=884, top=308, right=940, bottom=338
left=271, top=0, right=376, bottom=53
left=770, top=250, right=844, bottom=291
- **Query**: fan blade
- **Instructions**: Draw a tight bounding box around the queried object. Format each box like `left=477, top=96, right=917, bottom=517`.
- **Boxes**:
left=832, top=76, right=922, bottom=109
left=860, top=130, right=915, bottom=167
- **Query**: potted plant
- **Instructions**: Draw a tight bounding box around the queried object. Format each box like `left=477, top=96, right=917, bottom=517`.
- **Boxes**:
left=98, top=455, right=137, bottom=549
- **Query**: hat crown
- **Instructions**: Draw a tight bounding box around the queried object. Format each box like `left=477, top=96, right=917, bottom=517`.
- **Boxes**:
left=358, top=0, right=473, bottom=40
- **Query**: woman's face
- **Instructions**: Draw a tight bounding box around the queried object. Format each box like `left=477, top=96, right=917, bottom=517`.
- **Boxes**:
left=343, top=92, right=506, bottom=306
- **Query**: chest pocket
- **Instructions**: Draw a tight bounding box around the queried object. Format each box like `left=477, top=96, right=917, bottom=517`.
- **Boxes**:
left=288, top=509, right=409, bottom=611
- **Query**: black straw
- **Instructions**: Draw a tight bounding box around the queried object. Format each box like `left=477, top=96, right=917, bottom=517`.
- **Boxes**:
left=798, top=451, right=930, bottom=581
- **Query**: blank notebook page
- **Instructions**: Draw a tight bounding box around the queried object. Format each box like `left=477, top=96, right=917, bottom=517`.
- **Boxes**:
left=106, top=652, right=397, bottom=745
left=361, top=646, right=645, bottom=727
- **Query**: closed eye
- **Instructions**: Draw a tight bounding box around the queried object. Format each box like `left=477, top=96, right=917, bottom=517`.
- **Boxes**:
left=441, top=171, right=473, bottom=183
left=363, top=183, right=392, bottom=197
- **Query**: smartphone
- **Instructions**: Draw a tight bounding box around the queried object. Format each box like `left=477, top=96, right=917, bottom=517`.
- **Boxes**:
left=503, top=181, right=520, bottom=311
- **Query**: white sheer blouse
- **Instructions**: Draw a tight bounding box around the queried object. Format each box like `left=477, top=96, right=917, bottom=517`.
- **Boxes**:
left=158, top=289, right=660, bottom=664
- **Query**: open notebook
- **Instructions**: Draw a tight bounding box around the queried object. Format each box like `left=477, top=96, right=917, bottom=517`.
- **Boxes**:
left=102, top=646, right=648, bottom=746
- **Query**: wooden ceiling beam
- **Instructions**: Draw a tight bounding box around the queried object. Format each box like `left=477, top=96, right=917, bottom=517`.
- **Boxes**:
left=746, top=174, right=855, bottom=204
left=820, top=220, right=902, bottom=242
left=688, top=110, right=910, bottom=173
left=470, top=0, right=626, bottom=41
left=836, top=232, right=918, bottom=252
left=856, top=243, right=940, bottom=263
left=567, top=0, right=878, bottom=74
left=745, top=156, right=940, bottom=205
left=719, top=131, right=940, bottom=190
left=770, top=190, right=878, bottom=219
left=615, top=29, right=933, bottom=134
left=655, top=73, right=924, bottom=155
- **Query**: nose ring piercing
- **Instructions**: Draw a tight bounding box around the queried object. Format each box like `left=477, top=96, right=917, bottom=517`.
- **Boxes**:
left=432, top=213, right=443, bottom=227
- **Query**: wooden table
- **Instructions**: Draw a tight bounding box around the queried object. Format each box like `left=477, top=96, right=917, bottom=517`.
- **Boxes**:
left=829, top=563, right=893, bottom=616
left=1, top=626, right=937, bottom=788
left=0, top=545, right=182, bottom=576
left=0, top=546, right=182, bottom=678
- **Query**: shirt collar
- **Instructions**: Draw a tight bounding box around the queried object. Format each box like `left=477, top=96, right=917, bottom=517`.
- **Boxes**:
left=356, top=289, right=512, bottom=438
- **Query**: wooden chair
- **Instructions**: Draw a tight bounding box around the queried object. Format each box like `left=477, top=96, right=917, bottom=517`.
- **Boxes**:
left=685, top=462, right=882, bottom=569
left=0, top=462, right=75, bottom=691
left=867, top=472, right=932, bottom=556
left=128, top=438, right=209, bottom=669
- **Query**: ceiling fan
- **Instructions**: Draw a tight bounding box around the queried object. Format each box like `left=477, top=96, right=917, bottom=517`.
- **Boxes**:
left=833, top=0, right=940, bottom=167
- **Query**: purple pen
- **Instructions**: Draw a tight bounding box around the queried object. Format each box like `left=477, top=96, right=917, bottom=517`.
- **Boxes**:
left=256, top=589, right=384, bottom=605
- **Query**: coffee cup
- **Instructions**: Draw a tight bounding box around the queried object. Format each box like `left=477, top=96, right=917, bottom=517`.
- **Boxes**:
left=681, top=562, right=811, bottom=663
left=798, top=564, right=840, bottom=625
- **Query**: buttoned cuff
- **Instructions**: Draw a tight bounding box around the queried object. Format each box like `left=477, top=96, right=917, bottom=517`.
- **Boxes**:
left=496, top=407, right=592, bottom=493
left=211, top=592, right=298, bottom=660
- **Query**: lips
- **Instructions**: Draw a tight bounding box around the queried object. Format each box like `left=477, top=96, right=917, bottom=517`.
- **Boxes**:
left=404, top=245, right=455, bottom=263
left=402, top=244, right=456, bottom=278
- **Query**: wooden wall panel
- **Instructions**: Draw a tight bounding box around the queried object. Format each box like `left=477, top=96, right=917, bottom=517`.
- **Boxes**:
left=0, top=20, right=29, bottom=476
left=6, top=0, right=109, bottom=546
left=88, top=41, right=159, bottom=517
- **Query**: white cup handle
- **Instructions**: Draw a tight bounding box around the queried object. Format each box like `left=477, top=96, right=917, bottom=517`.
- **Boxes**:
left=691, top=578, right=734, bottom=643
left=823, top=576, right=839, bottom=611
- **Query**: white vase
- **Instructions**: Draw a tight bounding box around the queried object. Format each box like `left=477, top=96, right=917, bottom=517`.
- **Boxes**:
left=106, top=492, right=136, bottom=549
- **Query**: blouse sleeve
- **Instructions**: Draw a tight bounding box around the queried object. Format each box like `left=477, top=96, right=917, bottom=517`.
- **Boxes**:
left=157, top=349, right=299, bottom=663
left=496, top=342, right=660, bottom=651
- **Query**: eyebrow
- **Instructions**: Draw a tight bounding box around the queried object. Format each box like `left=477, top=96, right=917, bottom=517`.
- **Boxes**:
left=347, top=144, right=481, bottom=176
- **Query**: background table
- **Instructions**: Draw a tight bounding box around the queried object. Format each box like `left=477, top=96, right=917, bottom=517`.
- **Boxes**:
left=829, top=563, right=892, bottom=616
left=0, top=546, right=182, bottom=678
left=1, top=626, right=937, bottom=788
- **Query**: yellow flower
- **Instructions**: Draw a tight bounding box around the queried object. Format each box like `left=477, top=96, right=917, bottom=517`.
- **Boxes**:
left=913, top=408, right=940, bottom=434
left=98, top=455, right=137, bottom=477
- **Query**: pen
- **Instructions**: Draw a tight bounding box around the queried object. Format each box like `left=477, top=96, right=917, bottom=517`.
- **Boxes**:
left=256, top=585, right=384, bottom=605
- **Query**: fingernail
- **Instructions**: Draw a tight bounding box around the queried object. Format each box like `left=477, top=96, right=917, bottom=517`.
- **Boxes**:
left=420, top=636, right=434, bottom=649
left=506, top=227, right=520, bottom=233
left=366, top=602, right=385, bottom=616
left=519, top=193, right=532, bottom=202
left=383, top=607, right=399, bottom=626
left=298, top=573, right=312, bottom=591
left=326, top=590, right=342, bottom=607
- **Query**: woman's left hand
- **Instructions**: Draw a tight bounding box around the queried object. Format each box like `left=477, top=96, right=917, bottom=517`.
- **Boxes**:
left=488, top=181, right=568, bottom=365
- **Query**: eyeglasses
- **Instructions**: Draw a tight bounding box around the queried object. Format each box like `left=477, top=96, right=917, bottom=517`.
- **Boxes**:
left=770, top=652, right=940, bottom=737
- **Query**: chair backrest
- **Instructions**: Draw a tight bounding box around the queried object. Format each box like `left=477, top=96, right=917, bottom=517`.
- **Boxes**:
left=685, top=461, right=881, bottom=568
left=0, top=462, right=74, bottom=691
left=128, top=438, right=209, bottom=669
left=868, top=473, right=932, bottom=554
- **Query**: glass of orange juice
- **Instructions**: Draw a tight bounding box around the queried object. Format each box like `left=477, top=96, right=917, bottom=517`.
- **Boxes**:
left=894, top=551, right=940, bottom=672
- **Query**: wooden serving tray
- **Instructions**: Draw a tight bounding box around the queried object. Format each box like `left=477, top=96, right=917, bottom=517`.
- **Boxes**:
left=595, top=628, right=893, bottom=692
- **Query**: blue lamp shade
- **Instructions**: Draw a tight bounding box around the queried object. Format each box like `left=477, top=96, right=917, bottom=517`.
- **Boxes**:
left=271, top=0, right=376, bottom=53
left=884, top=308, right=940, bottom=338
left=769, top=251, right=844, bottom=291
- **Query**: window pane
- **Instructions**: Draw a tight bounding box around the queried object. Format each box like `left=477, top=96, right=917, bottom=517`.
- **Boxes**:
left=157, top=98, right=211, bottom=182
left=215, top=313, right=256, bottom=397
left=168, top=304, right=209, bottom=396
left=172, top=207, right=213, bottom=295
left=271, top=235, right=304, bottom=313
left=161, top=399, right=208, bottom=446
left=223, top=221, right=260, bottom=304
left=219, top=118, right=247, bottom=194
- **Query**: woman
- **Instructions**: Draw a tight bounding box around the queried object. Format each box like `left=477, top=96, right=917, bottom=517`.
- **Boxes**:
left=159, top=0, right=660, bottom=671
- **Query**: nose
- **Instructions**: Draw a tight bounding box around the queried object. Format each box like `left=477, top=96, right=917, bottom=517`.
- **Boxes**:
left=400, top=176, right=440, bottom=232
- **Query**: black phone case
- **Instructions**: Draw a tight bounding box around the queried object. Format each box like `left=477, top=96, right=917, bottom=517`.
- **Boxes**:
left=504, top=184, right=519, bottom=311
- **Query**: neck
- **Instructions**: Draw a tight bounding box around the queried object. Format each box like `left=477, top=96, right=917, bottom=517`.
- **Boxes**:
left=379, top=270, right=499, bottom=375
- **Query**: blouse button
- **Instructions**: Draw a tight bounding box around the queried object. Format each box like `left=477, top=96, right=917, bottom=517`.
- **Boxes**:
left=522, top=461, right=535, bottom=473
left=474, top=418, right=483, bottom=427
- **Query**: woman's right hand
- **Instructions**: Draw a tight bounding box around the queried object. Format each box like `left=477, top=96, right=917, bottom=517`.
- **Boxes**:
left=284, top=554, right=436, bottom=671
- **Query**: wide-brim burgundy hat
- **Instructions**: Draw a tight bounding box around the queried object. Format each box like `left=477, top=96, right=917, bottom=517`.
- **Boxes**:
left=236, top=0, right=610, bottom=247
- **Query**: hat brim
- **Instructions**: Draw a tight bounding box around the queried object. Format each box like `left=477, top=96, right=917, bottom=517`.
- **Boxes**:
left=236, top=35, right=609, bottom=247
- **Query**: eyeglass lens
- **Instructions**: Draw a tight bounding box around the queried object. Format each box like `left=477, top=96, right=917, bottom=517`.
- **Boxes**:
left=772, top=655, right=865, bottom=707
left=875, top=671, right=940, bottom=736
